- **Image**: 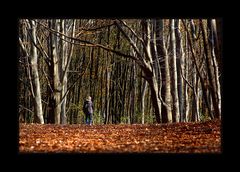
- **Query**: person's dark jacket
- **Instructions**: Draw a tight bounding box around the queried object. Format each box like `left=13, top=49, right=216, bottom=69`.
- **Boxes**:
left=83, top=100, right=93, bottom=114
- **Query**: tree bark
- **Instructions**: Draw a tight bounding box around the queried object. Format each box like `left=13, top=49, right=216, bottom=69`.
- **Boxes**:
left=182, top=19, right=213, bottom=120
left=141, top=80, right=147, bottom=124
left=200, top=19, right=220, bottom=119
left=29, top=20, right=44, bottom=124
left=59, top=19, right=67, bottom=124
left=158, top=20, right=172, bottom=123
left=175, top=19, right=184, bottom=122
left=191, top=67, right=200, bottom=122
left=184, top=30, right=190, bottom=122
left=49, top=19, right=61, bottom=124
left=170, top=19, right=180, bottom=122
left=209, top=19, right=222, bottom=118
left=141, top=19, right=161, bottom=123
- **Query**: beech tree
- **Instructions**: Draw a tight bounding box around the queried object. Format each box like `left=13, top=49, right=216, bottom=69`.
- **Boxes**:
left=19, top=19, right=44, bottom=124
left=175, top=19, right=185, bottom=122
left=158, top=19, right=172, bottom=123
left=170, top=19, right=180, bottom=122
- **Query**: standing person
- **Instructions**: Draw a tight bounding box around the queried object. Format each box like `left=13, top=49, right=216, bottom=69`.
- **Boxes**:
left=83, top=96, right=94, bottom=125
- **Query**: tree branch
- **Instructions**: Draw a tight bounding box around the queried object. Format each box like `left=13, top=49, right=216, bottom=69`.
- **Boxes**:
left=19, top=105, right=34, bottom=114
left=117, top=19, right=145, bottom=46
left=35, top=19, right=141, bottom=64
left=114, top=20, right=143, bottom=60
left=61, top=19, right=76, bottom=83
left=19, top=37, right=35, bottom=98
left=57, top=54, right=91, bottom=107
left=180, top=65, right=193, bottom=89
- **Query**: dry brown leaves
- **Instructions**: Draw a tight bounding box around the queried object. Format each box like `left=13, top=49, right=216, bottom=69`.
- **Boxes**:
left=19, top=119, right=221, bottom=153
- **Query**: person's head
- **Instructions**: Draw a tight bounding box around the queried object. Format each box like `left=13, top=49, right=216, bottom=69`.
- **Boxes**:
left=86, top=96, right=91, bottom=101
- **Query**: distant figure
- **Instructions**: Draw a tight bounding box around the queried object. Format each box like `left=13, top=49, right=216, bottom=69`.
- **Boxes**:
left=83, top=96, right=94, bottom=125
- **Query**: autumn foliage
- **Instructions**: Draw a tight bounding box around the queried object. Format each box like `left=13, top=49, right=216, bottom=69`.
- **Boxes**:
left=19, top=119, right=221, bottom=153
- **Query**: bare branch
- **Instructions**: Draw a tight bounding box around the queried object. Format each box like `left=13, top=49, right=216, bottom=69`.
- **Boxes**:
left=36, top=36, right=51, bottom=66
left=19, top=105, right=34, bottom=114
left=117, top=19, right=145, bottom=45
left=35, top=19, right=141, bottom=64
left=61, top=19, right=76, bottom=83
left=57, top=53, right=91, bottom=107
left=19, top=37, right=35, bottom=98
left=180, top=65, right=193, bottom=89
left=114, top=20, right=143, bottom=59
left=79, top=22, right=115, bottom=31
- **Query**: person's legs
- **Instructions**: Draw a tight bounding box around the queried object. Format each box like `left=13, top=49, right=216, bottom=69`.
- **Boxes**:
left=85, top=113, right=90, bottom=124
left=89, top=113, right=93, bottom=125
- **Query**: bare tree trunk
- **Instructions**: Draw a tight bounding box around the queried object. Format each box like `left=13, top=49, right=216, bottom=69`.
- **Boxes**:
left=200, top=19, right=220, bottom=119
left=60, top=20, right=76, bottom=124
left=175, top=19, right=184, bottom=122
left=147, top=76, right=161, bottom=123
left=48, top=19, right=61, bottom=124
left=100, top=49, right=104, bottom=122
left=141, top=19, right=161, bottom=123
left=158, top=20, right=172, bottom=123
left=105, top=53, right=111, bottom=124
left=191, top=67, right=200, bottom=122
left=130, top=61, right=136, bottom=123
left=141, top=80, right=147, bottom=124
left=182, top=19, right=213, bottom=120
left=122, top=62, right=129, bottom=123
left=209, top=19, right=222, bottom=118
left=115, top=19, right=162, bottom=123
left=29, top=20, right=44, bottom=124
left=151, top=19, right=163, bottom=122
left=170, top=19, right=180, bottom=122
left=184, top=31, right=190, bottom=122
left=59, top=19, right=67, bottom=124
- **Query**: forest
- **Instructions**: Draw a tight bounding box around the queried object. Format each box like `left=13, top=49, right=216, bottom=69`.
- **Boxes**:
left=18, top=19, right=222, bottom=153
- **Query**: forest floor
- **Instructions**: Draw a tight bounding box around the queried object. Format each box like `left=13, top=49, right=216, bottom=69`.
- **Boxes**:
left=19, top=119, right=221, bottom=153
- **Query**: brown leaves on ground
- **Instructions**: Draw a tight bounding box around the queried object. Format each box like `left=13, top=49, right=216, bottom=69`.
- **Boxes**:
left=19, top=119, right=221, bottom=153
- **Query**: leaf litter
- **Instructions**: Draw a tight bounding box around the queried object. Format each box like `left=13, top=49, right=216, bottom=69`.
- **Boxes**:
left=19, top=119, right=221, bottom=153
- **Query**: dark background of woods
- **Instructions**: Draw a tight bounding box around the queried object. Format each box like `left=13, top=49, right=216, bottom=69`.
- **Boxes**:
left=18, top=19, right=222, bottom=125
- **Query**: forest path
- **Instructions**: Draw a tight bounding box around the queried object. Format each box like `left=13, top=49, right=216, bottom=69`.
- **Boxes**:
left=19, top=120, right=221, bottom=153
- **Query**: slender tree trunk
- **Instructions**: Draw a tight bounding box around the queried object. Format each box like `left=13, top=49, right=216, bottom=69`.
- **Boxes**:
left=175, top=19, right=184, bottom=122
left=147, top=76, right=161, bottom=123
left=141, top=80, right=147, bottom=124
left=182, top=19, right=213, bottom=120
left=49, top=20, right=61, bottom=124
left=191, top=67, right=200, bottom=122
left=151, top=19, right=162, bottom=122
left=89, top=47, right=94, bottom=96
left=209, top=19, right=222, bottom=118
left=200, top=19, right=220, bottom=119
left=141, top=19, right=161, bottom=123
left=100, top=49, right=104, bottom=122
left=104, top=26, right=111, bottom=124
left=105, top=53, right=110, bottom=124
left=170, top=19, right=180, bottom=122
left=122, top=62, right=129, bottom=123
left=59, top=19, right=67, bottom=124
left=184, top=31, right=190, bottom=122
left=126, top=65, right=131, bottom=124
left=114, top=19, right=161, bottom=123
left=29, top=20, right=44, bottom=124
left=158, top=20, right=172, bottom=123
